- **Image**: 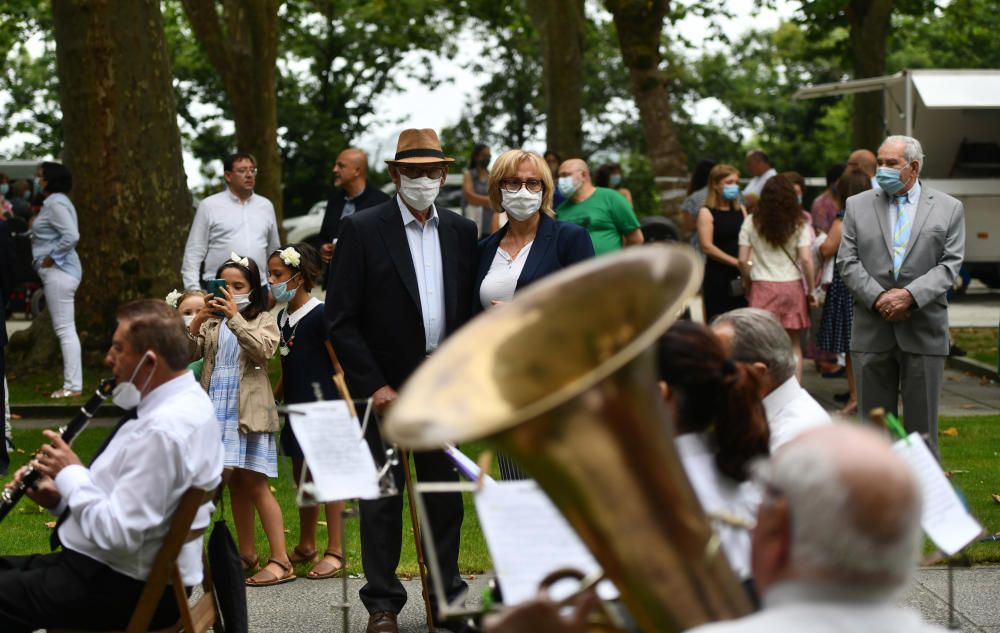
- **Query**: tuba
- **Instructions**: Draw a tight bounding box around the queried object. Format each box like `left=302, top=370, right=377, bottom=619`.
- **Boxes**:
left=384, top=244, right=752, bottom=632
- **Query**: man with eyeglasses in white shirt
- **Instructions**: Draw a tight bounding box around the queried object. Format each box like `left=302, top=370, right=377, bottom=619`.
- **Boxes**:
left=182, top=152, right=280, bottom=289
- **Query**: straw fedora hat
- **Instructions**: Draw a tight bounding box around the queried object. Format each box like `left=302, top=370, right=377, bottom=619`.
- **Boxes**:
left=385, top=128, right=454, bottom=165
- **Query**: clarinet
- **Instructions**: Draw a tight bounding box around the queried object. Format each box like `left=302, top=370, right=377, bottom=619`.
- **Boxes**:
left=0, top=377, right=117, bottom=524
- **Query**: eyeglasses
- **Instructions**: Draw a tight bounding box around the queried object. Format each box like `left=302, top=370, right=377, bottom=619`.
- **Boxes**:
left=396, top=165, right=446, bottom=180
left=499, top=178, right=544, bottom=193
left=231, top=168, right=258, bottom=176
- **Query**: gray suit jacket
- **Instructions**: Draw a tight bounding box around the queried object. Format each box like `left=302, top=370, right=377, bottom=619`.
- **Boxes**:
left=838, top=184, right=964, bottom=356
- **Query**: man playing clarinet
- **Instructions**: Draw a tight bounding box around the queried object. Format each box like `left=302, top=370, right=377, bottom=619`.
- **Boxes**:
left=0, top=299, right=223, bottom=632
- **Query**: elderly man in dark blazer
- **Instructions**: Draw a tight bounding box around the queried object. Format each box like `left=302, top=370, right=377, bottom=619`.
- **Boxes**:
left=838, top=134, right=965, bottom=456
left=326, top=129, right=478, bottom=633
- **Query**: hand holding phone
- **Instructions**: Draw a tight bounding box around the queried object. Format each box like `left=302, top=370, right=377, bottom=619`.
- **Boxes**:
left=206, top=279, right=229, bottom=317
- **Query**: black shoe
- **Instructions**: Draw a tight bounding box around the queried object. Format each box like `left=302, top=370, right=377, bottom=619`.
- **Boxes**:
left=833, top=392, right=850, bottom=404
left=950, top=344, right=967, bottom=357
left=821, top=367, right=846, bottom=379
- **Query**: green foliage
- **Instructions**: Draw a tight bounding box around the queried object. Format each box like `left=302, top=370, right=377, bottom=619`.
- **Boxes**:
left=890, top=0, right=1000, bottom=71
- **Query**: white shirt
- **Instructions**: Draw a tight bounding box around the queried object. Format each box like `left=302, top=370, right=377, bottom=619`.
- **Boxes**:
left=398, top=195, right=445, bottom=353
left=762, top=377, right=832, bottom=452
left=182, top=188, right=280, bottom=289
left=688, top=580, right=948, bottom=633
left=53, top=372, right=224, bottom=585
left=743, top=168, right=777, bottom=198
left=674, top=432, right=761, bottom=579
left=739, top=218, right=812, bottom=282
left=479, top=240, right=534, bottom=309
left=280, top=296, right=322, bottom=328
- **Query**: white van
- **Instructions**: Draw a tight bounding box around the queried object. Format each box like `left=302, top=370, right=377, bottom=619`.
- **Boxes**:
left=796, top=69, right=1000, bottom=286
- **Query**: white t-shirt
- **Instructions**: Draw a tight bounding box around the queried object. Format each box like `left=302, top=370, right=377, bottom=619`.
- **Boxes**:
left=479, top=241, right=534, bottom=309
left=739, top=217, right=811, bottom=282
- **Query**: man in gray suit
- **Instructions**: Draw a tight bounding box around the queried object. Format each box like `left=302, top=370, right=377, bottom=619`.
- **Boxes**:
left=838, top=135, right=965, bottom=455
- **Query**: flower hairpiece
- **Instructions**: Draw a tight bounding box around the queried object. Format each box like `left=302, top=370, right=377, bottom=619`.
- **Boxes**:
left=278, top=246, right=301, bottom=268
left=165, top=289, right=182, bottom=309
left=229, top=251, right=250, bottom=267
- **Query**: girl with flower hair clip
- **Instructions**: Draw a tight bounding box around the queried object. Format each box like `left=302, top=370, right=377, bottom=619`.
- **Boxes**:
left=166, top=288, right=209, bottom=380
left=267, top=242, right=346, bottom=579
left=188, top=253, right=294, bottom=586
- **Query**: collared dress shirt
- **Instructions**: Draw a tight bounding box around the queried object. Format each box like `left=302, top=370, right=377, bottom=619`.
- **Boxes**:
left=762, top=377, right=832, bottom=452
left=182, top=189, right=280, bottom=289
left=31, top=192, right=82, bottom=280
left=687, top=580, right=949, bottom=632
left=52, top=372, right=224, bottom=585
left=397, top=195, right=445, bottom=353
left=743, top=168, right=777, bottom=198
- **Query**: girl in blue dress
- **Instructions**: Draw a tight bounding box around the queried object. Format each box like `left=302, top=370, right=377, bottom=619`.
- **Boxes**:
left=268, top=243, right=346, bottom=579
left=189, top=254, right=293, bottom=586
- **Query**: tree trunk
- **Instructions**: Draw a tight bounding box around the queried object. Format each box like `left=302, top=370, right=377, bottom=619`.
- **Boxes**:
left=848, top=0, right=893, bottom=150
left=180, top=0, right=283, bottom=224
left=9, top=0, right=192, bottom=372
left=524, top=0, right=585, bottom=159
left=606, top=0, right=688, bottom=217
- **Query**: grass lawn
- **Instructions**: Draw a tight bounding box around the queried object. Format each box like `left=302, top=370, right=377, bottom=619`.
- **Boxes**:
left=3, top=415, right=998, bottom=574
left=951, top=327, right=999, bottom=369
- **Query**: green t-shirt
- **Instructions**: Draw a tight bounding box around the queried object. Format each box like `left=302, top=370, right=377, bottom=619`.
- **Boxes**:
left=556, top=187, right=641, bottom=255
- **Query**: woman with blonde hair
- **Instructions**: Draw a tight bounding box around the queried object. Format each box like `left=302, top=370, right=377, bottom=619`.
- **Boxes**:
left=474, top=149, right=594, bottom=478
left=738, top=175, right=817, bottom=381
left=697, top=163, right=748, bottom=321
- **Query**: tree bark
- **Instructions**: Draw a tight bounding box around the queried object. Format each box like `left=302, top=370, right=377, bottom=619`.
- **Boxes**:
left=8, top=0, right=192, bottom=372
left=180, top=0, right=283, bottom=223
left=606, top=0, right=688, bottom=216
left=524, top=0, right=585, bottom=159
left=848, top=0, right=893, bottom=150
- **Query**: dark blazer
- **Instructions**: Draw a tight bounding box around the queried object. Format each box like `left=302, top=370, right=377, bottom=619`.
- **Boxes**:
left=326, top=198, right=478, bottom=397
left=473, top=213, right=594, bottom=314
left=319, top=182, right=390, bottom=244
left=0, top=220, right=15, bottom=347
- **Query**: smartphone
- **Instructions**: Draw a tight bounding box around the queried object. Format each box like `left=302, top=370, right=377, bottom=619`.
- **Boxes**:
left=206, top=279, right=227, bottom=316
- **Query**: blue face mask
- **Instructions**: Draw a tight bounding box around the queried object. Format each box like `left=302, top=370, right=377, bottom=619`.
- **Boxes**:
left=269, top=274, right=299, bottom=304
left=558, top=175, right=580, bottom=198
left=876, top=166, right=909, bottom=195
left=608, top=174, right=622, bottom=187
left=722, top=184, right=740, bottom=201
left=0, top=184, right=8, bottom=196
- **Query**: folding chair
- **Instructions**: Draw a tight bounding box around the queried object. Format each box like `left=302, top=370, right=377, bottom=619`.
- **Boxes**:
left=51, top=484, right=223, bottom=633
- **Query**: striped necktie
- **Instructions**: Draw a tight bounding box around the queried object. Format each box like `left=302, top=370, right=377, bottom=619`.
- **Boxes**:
left=892, top=193, right=912, bottom=278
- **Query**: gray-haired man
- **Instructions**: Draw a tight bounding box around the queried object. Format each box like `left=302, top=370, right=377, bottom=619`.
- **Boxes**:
left=838, top=135, right=965, bottom=456
left=712, top=308, right=830, bottom=452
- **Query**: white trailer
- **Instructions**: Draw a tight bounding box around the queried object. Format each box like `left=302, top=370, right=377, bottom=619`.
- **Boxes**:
left=795, top=69, right=1000, bottom=287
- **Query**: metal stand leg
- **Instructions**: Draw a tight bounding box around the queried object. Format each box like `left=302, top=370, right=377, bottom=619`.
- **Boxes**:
left=402, top=450, right=436, bottom=632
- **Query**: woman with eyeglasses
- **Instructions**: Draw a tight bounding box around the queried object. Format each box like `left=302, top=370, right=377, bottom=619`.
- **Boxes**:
left=473, top=149, right=594, bottom=478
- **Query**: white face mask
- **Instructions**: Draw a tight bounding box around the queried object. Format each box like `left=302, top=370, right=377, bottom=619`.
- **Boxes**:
left=501, top=188, right=542, bottom=221
left=113, top=351, right=156, bottom=409
left=182, top=314, right=195, bottom=328
left=398, top=174, right=441, bottom=210
left=233, top=293, right=251, bottom=308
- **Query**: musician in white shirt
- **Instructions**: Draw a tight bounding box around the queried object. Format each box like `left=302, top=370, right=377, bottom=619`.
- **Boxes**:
left=0, top=300, right=223, bottom=632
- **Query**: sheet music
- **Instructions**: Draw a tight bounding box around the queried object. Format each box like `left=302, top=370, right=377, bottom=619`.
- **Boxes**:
left=288, top=401, right=380, bottom=501
left=474, top=480, right=618, bottom=605
left=893, top=432, right=982, bottom=555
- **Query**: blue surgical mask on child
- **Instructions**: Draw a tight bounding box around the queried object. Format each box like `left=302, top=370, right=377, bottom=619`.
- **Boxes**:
left=269, top=274, right=300, bottom=304
left=722, top=184, right=740, bottom=201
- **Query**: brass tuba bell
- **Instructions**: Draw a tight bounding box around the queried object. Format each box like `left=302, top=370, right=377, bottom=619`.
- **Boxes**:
left=385, top=244, right=752, bottom=631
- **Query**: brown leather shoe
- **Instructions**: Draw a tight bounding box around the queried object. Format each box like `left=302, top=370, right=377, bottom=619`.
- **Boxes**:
left=366, top=610, right=399, bottom=633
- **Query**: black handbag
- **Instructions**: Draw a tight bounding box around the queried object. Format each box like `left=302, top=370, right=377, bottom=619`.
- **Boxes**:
left=207, top=503, right=248, bottom=633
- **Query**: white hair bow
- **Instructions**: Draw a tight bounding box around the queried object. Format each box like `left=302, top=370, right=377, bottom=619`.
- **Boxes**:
left=229, top=251, right=250, bottom=267
left=165, top=289, right=182, bottom=309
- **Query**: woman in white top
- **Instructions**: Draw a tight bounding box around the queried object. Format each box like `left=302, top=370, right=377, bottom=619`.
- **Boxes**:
left=658, top=321, right=769, bottom=599
left=473, top=149, right=594, bottom=478
left=738, top=175, right=817, bottom=382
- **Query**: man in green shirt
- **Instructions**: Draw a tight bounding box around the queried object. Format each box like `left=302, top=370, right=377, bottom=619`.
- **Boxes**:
left=556, top=158, right=643, bottom=255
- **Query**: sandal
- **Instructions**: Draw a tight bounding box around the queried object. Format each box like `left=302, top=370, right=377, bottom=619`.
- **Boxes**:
left=246, top=558, right=296, bottom=587
left=288, top=545, right=318, bottom=564
left=240, top=554, right=259, bottom=573
left=307, top=550, right=346, bottom=580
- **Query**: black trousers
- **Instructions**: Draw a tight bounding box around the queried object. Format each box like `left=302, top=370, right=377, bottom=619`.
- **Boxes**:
left=0, top=347, right=8, bottom=476
left=0, top=549, right=180, bottom=632
left=358, top=410, right=467, bottom=616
